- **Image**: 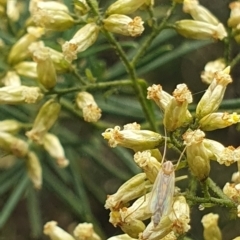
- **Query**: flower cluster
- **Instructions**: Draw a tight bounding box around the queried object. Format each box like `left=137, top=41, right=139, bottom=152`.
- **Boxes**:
left=101, top=65, right=240, bottom=239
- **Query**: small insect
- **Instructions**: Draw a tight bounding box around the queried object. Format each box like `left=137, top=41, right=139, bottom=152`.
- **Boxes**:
left=148, top=160, right=175, bottom=227
left=148, top=128, right=186, bottom=228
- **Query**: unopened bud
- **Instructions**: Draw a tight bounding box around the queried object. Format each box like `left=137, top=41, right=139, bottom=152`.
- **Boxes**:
left=202, top=139, right=225, bottom=162
left=134, top=150, right=161, bottom=183
left=0, top=131, right=28, bottom=157
left=32, top=46, right=57, bottom=89
left=8, top=27, right=44, bottom=65
left=169, top=196, right=191, bottom=235
left=43, top=221, right=75, bottom=240
left=0, top=86, right=43, bottom=104
left=74, top=0, right=90, bottom=15
left=106, top=0, right=146, bottom=15
left=183, top=130, right=210, bottom=181
left=26, top=99, right=61, bottom=144
left=163, top=84, right=193, bottom=131
left=147, top=84, right=173, bottom=111
left=199, top=112, right=240, bottom=131
left=31, top=1, right=74, bottom=31
left=175, top=20, right=227, bottom=40
left=140, top=216, right=172, bottom=240
left=107, top=234, right=135, bottom=240
left=29, top=41, right=71, bottom=73
left=121, top=193, right=152, bottom=222
left=201, top=59, right=226, bottom=84
left=183, top=0, right=219, bottom=25
left=43, top=133, right=69, bottom=168
left=105, top=173, right=149, bottom=210
left=202, top=213, right=222, bottom=240
left=26, top=151, right=42, bottom=189
left=118, top=213, right=145, bottom=238
left=76, top=92, right=101, bottom=122
left=0, top=119, right=22, bottom=134
left=103, top=14, right=144, bottom=37
left=6, top=0, right=19, bottom=22
left=196, top=67, right=232, bottom=119
left=73, top=223, right=101, bottom=240
left=62, top=23, right=99, bottom=62
left=228, top=2, right=240, bottom=28
left=1, top=71, right=21, bottom=86
left=14, top=61, right=38, bottom=79
left=102, top=125, right=163, bottom=152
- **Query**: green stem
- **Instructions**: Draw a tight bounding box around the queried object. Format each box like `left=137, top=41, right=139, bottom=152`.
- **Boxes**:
left=201, top=181, right=211, bottom=198
left=230, top=52, right=240, bottom=69
left=206, top=177, right=230, bottom=201
left=96, top=30, right=158, bottom=131
left=48, top=79, right=133, bottom=96
left=185, top=195, right=236, bottom=208
left=131, top=1, right=177, bottom=66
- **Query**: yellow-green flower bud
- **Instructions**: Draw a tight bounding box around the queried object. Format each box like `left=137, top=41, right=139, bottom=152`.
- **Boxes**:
left=103, top=14, right=144, bottom=37
left=202, top=139, right=225, bottom=161
left=143, top=0, right=154, bottom=7
left=102, top=125, right=163, bottom=152
left=26, top=99, right=61, bottom=144
left=73, top=223, right=101, bottom=240
left=111, top=207, right=145, bottom=238
left=0, top=131, right=28, bottom=157
left=147, top=84, right=173, bottom=111
left=223, top=182, right=240, bottom=202
left=196, top=67, right=232, bottom=119
left=31, top=1, right=74, bottom=31
left=175, top=20, right=227, bottom=40
left=29, top=41, right=71, bottom=73
left=0, top=119, right=22, bottom=134
left=32, top=46, right=57, bottom=89
left=107, top=234, right=135, bottom=240
left=106, top=0, right=146, bottom=15
left=201, top=58, right=226, bottom=84
left=183, top=129, right=210, bottom=181
left=74, top=0, right=90, bottom=15
left=6, top=0, right=19, bottom=22
left=76, top=92, right=101, bottom=122
left=169, top=196, right=191, bottom=235
left=120, top=193, right=152, bottom=222
left=25, top=151, right=42, bottom=189
left=47, top=47, right=71, bottom=73
left=228, top=2, right=240, bottom=28
left=140, top=216, right=172, bottom=240
left=43, top=221, right=75, bottom=240
left=119, top=217, right=145, bottom=239
left=183, top=0, right=219, bottom=25
left=0, top=86, right=43, bottom=104
left=1, top=71, right=21, bottom=86
left=134, top=150, right=161, bottom=183
left=105, top=173, right=149, bottom=210
left=8, top=27, right=44, bottom=65
left=62, top=23, right=99, bottom=62
left=163, top=84, right=193, bottom=131
left=14, top=61, right=38, bottom=79
left=199, top=112, right=240, bottom=131
left=43, top=133, right=69, bottom=168
left=201, top=213, right=222, bottom=240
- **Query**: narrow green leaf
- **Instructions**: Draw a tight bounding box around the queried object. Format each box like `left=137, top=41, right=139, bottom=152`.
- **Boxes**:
left=0, top=174, right=29, bottom=228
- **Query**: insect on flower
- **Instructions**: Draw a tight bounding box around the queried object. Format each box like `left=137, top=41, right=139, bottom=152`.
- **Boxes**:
left=148, top=128, right=187, bottom=229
